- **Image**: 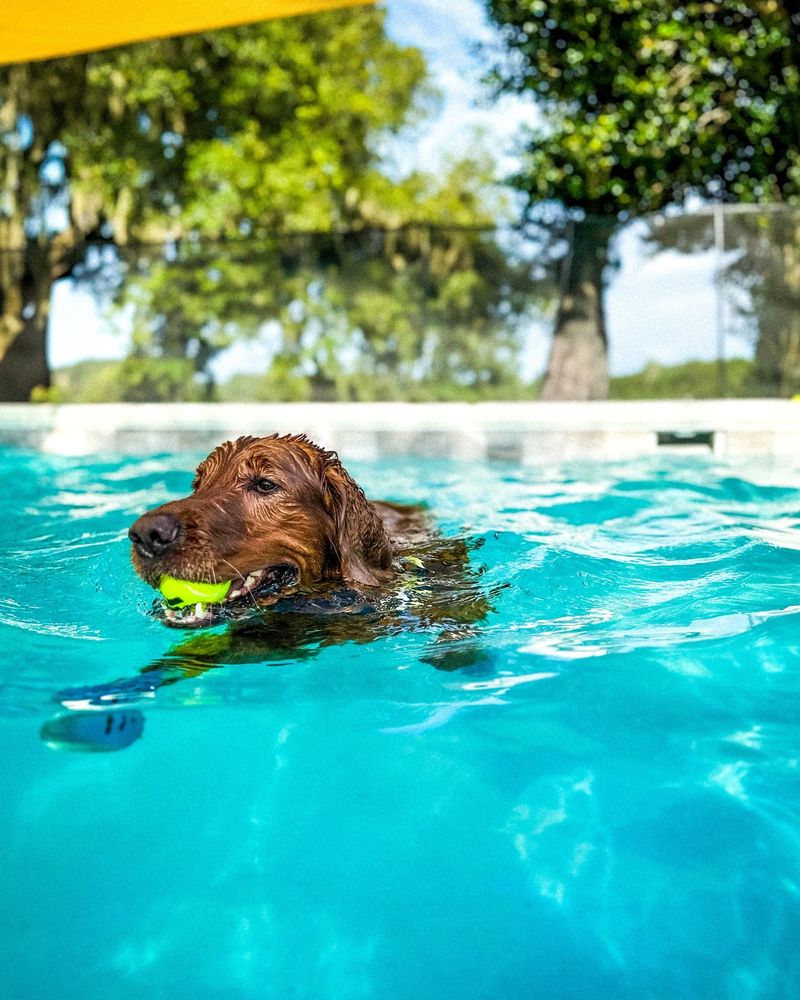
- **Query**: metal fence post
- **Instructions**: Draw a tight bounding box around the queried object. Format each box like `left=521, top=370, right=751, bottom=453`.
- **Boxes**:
left=713, top=203, right=727, bottom=397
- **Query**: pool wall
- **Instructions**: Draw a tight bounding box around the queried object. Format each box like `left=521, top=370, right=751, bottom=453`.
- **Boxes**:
left=5, top=400, right=800, bottom=459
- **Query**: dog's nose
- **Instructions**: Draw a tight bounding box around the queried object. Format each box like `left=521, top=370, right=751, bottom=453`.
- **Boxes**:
left=128, top=512, right=181, bottom=558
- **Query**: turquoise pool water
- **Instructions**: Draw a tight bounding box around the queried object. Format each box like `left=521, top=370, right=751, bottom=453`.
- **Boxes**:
left=2, top=448, right=800, bottom=999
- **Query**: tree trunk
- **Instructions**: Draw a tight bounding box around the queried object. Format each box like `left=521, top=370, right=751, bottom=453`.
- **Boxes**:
left=750, top=307, right=800, bottom=396
left=0, top=246, right=54, bottom=400
left=539, top=217, right=615, bottom=401
left=748, top=218, right=800, bottom=397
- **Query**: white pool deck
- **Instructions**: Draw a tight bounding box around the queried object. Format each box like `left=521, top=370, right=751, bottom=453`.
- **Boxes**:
left=4, top=400, right=800, bottom=460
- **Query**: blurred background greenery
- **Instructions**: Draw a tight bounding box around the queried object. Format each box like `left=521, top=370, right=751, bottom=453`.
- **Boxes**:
left=3, top=1, right=800, bottom=403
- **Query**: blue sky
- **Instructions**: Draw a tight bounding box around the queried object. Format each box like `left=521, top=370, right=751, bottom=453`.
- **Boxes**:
left=47, top=0, right=753, bottom=378
left=382, top=0, right=532, bottom=173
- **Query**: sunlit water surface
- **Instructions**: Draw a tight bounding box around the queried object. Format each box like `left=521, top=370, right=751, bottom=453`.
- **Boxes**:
left=2, top=448, right=800, bottom=1000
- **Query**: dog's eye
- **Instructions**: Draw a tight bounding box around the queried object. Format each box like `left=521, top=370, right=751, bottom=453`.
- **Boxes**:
left=249, top=477, right=280, bottom=495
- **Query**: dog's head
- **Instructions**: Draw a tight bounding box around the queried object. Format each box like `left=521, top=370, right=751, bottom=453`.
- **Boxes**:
left=129, top=434, right=393, bottom=625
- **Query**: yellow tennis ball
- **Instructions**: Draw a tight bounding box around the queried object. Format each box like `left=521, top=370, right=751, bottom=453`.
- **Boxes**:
left=158, top=576, right=231, bottom=608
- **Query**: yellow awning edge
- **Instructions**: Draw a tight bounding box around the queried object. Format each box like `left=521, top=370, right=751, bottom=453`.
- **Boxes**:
left=0, top=0, right=374, bottom=65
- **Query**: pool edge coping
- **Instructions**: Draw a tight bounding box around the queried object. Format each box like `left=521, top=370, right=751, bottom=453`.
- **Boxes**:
left=4, top=400, right=800, bottom=459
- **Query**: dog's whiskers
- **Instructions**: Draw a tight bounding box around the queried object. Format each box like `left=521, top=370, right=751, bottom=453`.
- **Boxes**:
left=220, top=557, right=245, bottom=583
left=219, top=558, right=260, bottom=610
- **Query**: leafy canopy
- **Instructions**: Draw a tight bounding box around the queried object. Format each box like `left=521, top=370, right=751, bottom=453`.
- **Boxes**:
left=2, top=7, right=545, bottom=402
left=0, top=6, right=436, bottom=274
left=0, top=6, right=432, bottom=394
left=115, top=156, right=538, bottom=402
left=485, top=0, right=800, bottom=217
left=52, top=7, right=430, bottom=241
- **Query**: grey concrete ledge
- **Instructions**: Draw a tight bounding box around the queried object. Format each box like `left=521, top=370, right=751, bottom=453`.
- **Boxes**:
left=3, top=400, right=800, bottom=460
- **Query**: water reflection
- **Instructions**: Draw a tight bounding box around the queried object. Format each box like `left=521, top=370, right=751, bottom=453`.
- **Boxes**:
left=41, top=539, right=494, bottom=752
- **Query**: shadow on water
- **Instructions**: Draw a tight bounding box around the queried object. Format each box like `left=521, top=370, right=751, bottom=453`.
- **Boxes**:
left=40, top=537, right=498, bottom=752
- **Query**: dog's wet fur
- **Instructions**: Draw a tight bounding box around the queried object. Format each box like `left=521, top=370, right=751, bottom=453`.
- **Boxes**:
left=110, top=434, right=493, bottom=690
left=129, top=434, right=439, bottom=624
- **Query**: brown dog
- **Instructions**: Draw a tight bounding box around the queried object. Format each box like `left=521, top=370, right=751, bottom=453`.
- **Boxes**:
left=129, top=433, right=439, bottom=628
left=51, top=435, right=491, bottom=720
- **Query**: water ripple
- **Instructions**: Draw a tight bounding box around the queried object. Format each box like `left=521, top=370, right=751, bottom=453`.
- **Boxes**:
left=5, top=449, right=800, bottom=999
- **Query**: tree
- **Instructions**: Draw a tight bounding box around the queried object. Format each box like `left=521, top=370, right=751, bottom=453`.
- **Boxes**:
left=0, top=7, right=428, bottom=400
left=114, top=152, right=543, bottom=401
left=740, top=209, right=800, bottom=393
left=485, top=0, right=800, bottom=399
left=641, top=203, right=800, bottom=396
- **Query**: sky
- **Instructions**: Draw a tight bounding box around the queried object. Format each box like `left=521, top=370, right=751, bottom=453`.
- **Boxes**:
left=47, top=0, right=754, bottom=379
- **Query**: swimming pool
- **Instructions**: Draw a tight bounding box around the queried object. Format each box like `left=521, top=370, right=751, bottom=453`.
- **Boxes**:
left=2, top=446, right=800, bottom=999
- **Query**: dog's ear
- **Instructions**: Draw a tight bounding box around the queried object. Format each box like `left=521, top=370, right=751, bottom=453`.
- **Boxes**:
left=322, top=459, right=393, bottom=586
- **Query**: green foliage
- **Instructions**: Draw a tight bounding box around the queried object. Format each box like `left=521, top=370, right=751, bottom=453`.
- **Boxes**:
left=52, top=356, right=209, bottom=401
left=169, top=10, right=430, bottom=235
left=115, top=143, right=541, bottom=400
left=609, top=357, right=754, bottom=399
left=119, top=220, right=541, bottom=401
left=485, top=1, right=800, bottom=218
left=216, top=371, right=310, bottom=403
left=51, top=359, right=126, bottom=401
left=7, top=6, right=430, bottom=243
left=29, top=384, right=67, bottom=403
left=2, top=6, right=539, bottom=401
left=116, top=357, right=209, bottom=402
left=53, top=348, right=540, bottom=403
left=57, top=355, right=761, bottom=403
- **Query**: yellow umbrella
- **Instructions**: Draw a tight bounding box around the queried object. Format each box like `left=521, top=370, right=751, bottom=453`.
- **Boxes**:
left=0, top=0, right=373, bottom=64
